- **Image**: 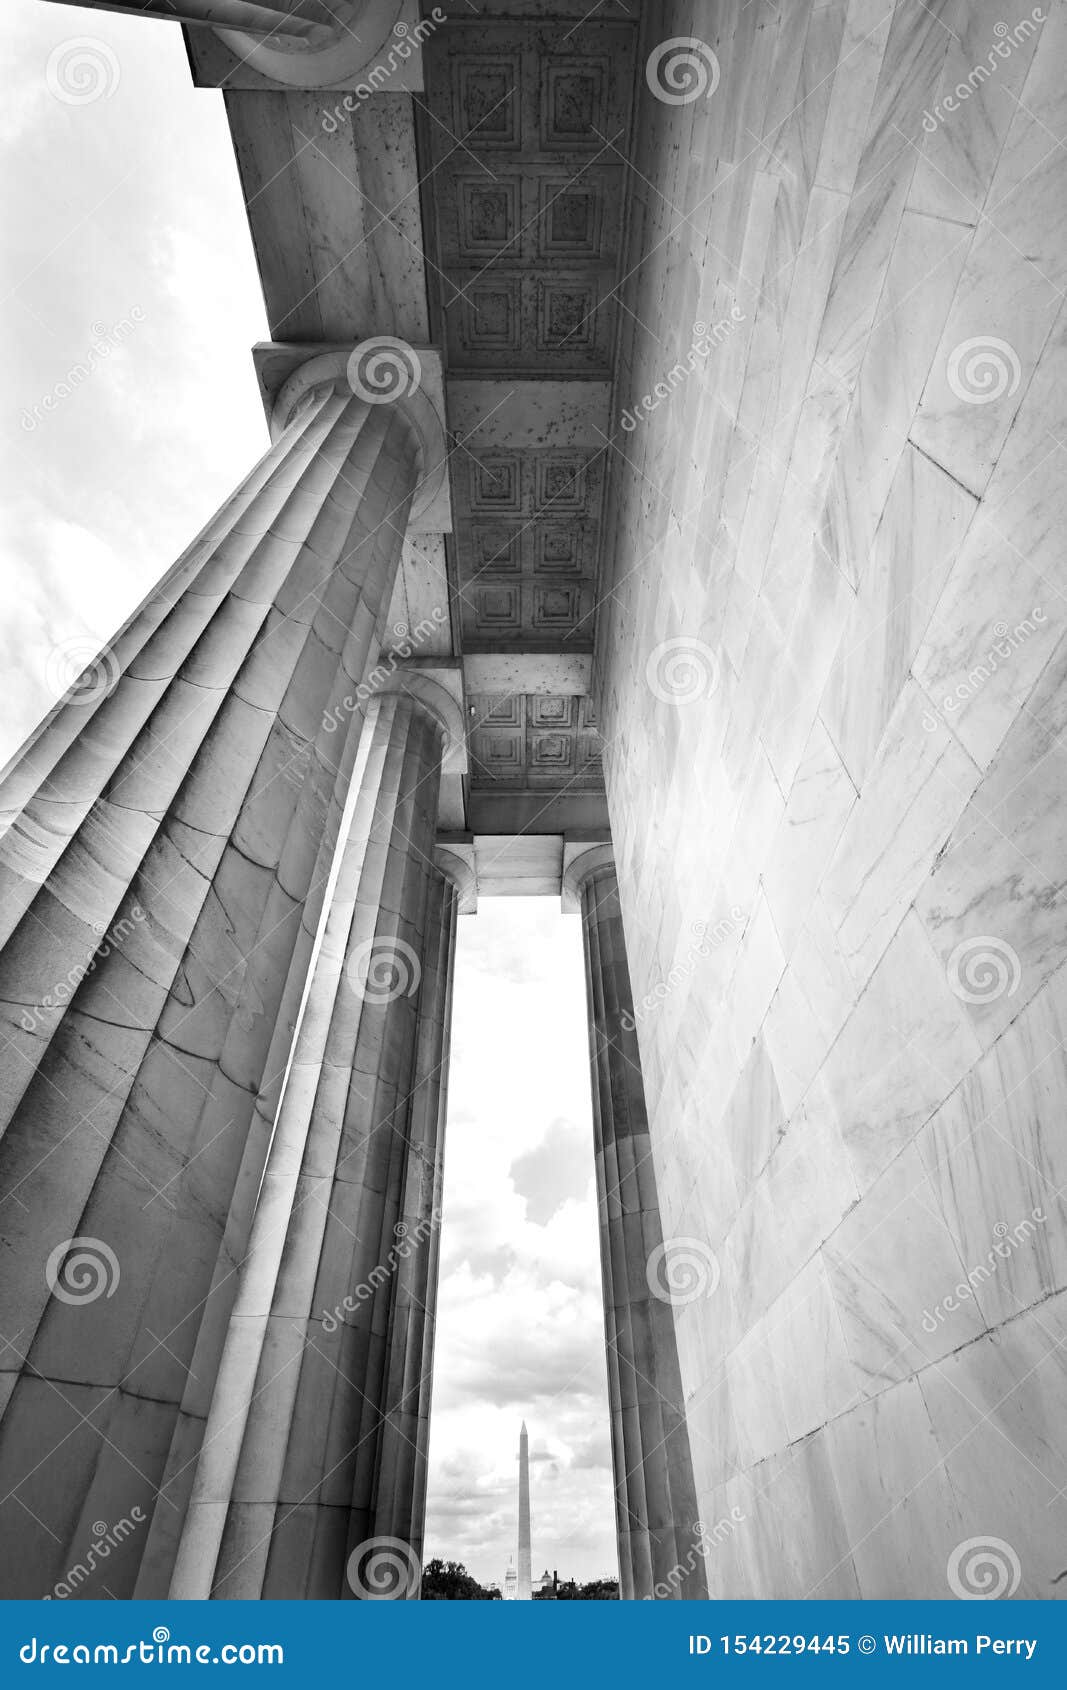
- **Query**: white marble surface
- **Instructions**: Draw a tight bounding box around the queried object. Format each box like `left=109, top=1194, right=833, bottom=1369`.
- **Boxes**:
left=821, top=678, right=982, bottom=991
left=821, top=910, right=983, bottom=1191
left=764, top=718, right=857, bottom=958
left=910, top=4, right=1067, bottom=493
left=825, top=1376, right=965, bottom=1597
left=824, top=1140, right=990, bottom=1395
left=907, top=0, right=1049, bottom=226
left=822, top=442, right=977, bottom=789
left=598, top=0, right=1067, bottom=1599
left=916, top=629, right=1067, bottom=1048
left=913, top=298, right=1067, bottom=769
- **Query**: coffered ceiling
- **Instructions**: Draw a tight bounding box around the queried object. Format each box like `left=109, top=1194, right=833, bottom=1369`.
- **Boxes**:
left=187, top=3, right=638, bottom=838
left=419, top=14, right=637, bottom=800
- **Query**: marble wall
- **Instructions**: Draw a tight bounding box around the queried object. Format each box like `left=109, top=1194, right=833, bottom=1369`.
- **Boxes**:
left=600, top=0, right=1067, bottom=1598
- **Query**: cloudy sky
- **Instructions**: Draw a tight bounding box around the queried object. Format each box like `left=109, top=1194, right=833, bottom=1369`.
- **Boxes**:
left=424, top=898, right=615, bottom=1588
left=3, top=0, right=615, bottom=1589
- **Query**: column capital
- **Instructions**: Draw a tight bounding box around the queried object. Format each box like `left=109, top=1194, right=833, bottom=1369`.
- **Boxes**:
left=369, top=667, right=468, bottom=776
left=46, top=2, right=417, bottom=92
left=262, top=341, right=451, bottom=534
left=561, top=842, right=615, bottom=913
left=213, top=0, right=409, bottom=89
left=435, top=845, right=477, bottom=914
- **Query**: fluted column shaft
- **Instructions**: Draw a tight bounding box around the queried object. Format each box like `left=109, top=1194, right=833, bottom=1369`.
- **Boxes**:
left=370, top=865, right=457, bottom=1567
left=43, top=0, right=337, bottom=39
left=0, top=383, right=420, bottom=1599
left=41, top=0, right=413, bottom=98
left=170, top=688, right=451, bottom=1599
left=576, top=863, right=706, bottom=1601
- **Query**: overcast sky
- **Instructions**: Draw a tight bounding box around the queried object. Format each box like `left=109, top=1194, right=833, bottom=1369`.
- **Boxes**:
left=3, top=0, right=615, bottom=1590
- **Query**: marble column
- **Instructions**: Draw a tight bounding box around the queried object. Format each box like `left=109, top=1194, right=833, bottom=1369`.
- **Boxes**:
left=370, top=848, right=469, bottom=1570
left=563, top=848, right=707, bottom=1602
left=169, top=676, right=465, bottom=1600
left=47, top=0, right=338, bottom=37
left=0, top=356, right=430, bottom=1598
left=43, top=0, right=410, bottom=89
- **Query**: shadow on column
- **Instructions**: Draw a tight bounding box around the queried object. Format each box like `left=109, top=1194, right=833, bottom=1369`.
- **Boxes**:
left=564, top=846, right=708, bottom=1602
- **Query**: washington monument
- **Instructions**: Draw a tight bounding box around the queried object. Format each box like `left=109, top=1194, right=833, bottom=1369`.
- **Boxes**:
left=517, top=1423, right=532, bottom=1601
